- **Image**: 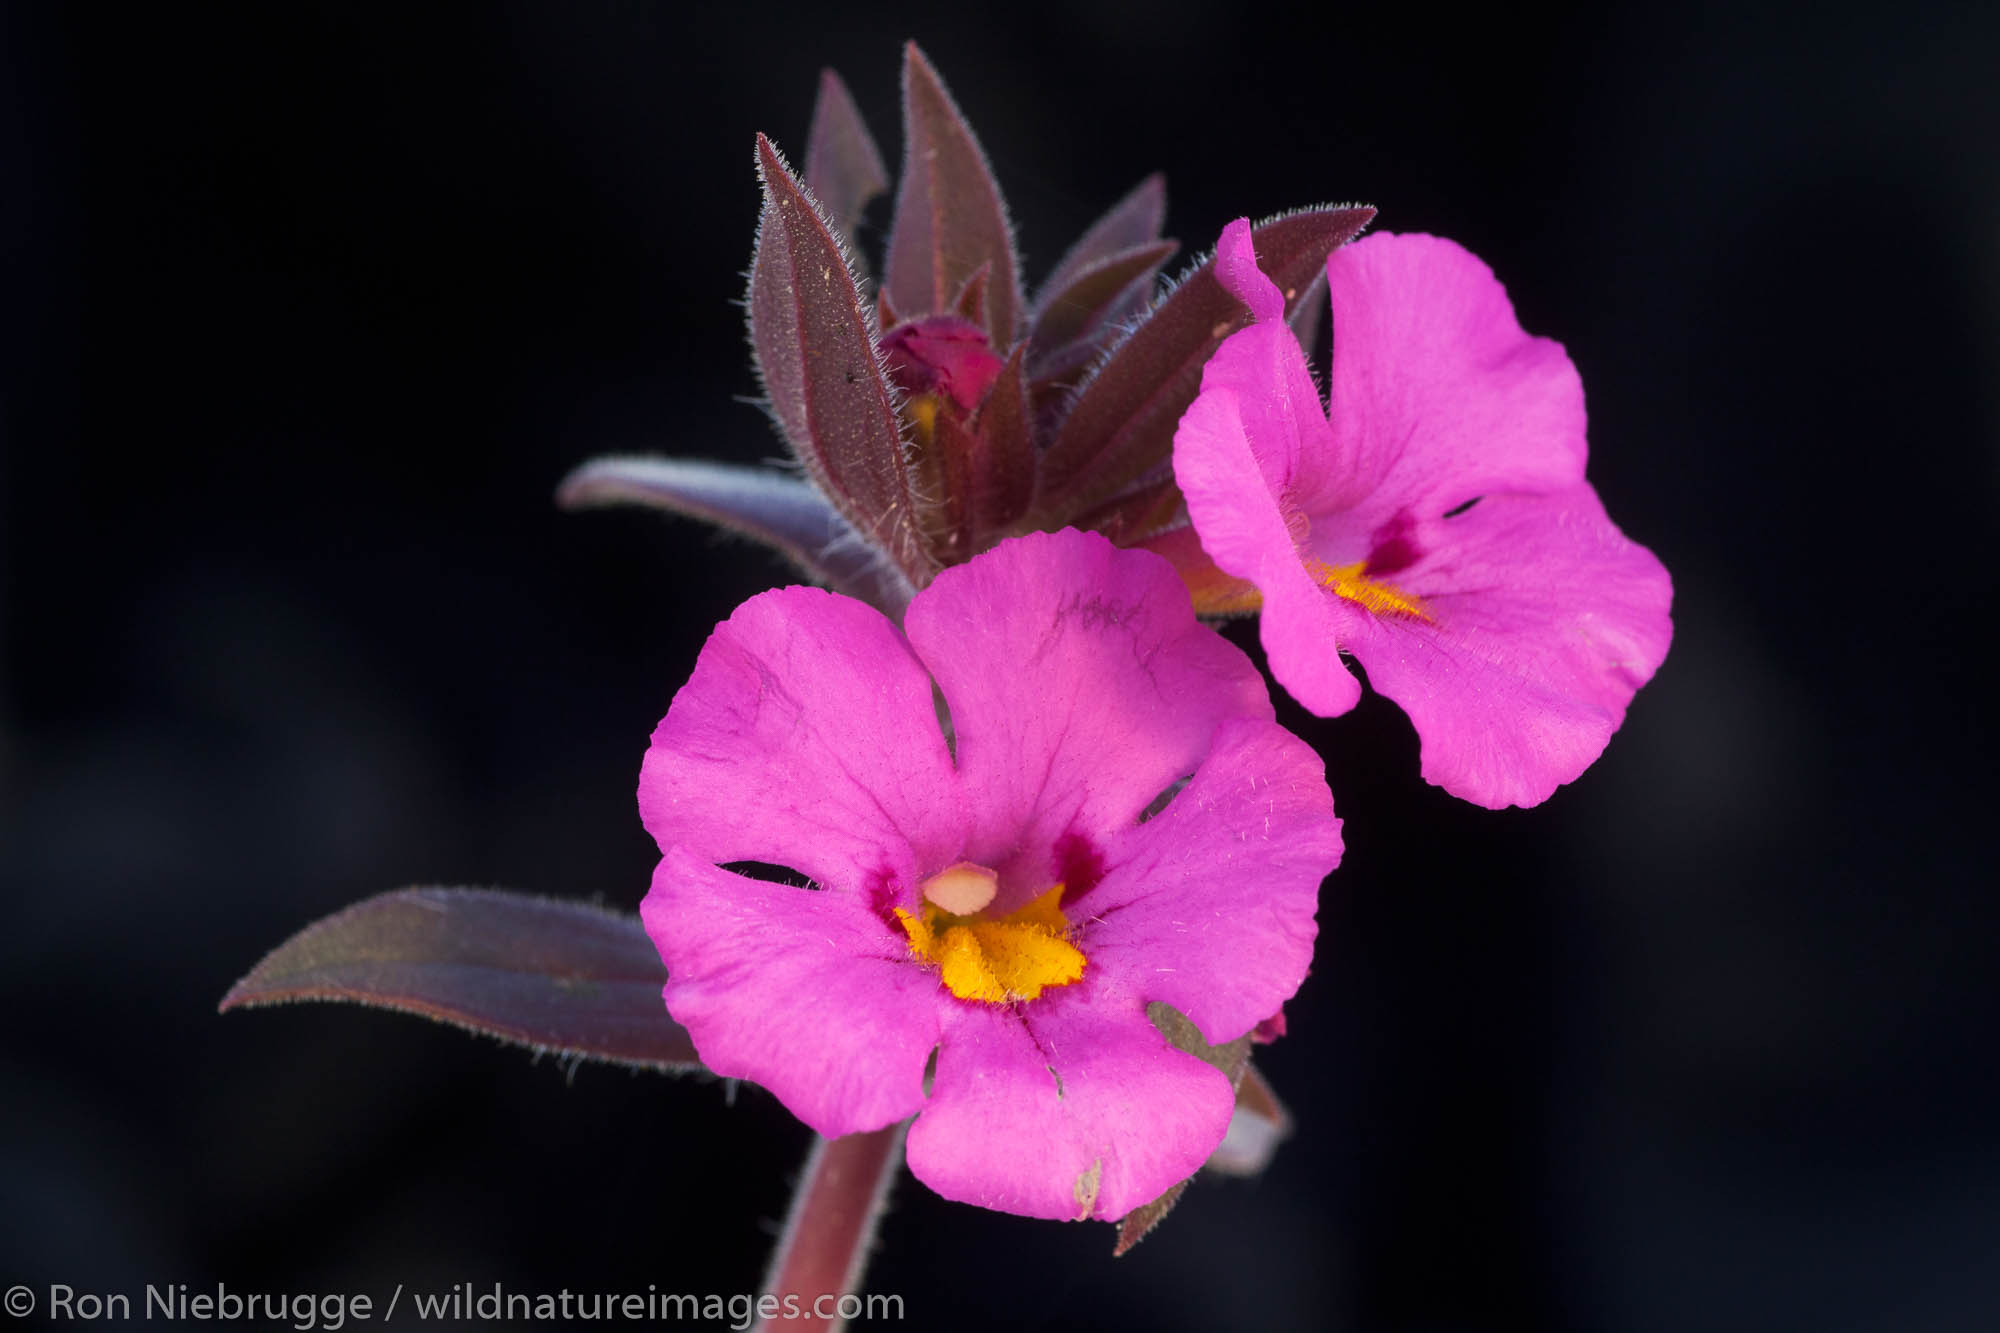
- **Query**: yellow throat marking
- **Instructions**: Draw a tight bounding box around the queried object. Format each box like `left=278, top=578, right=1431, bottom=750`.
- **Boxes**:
left=1306, top=559, right=1431, bottom=621
left=895, top=881, right=1085, bottom=1004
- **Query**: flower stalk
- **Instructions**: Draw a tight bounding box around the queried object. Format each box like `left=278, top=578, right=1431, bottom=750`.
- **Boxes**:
left=758, top=1125, right=906, bottom=1333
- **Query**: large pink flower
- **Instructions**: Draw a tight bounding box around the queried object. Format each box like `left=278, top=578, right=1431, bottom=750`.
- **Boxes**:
left=638, top=528, right=1341, bottom=1221
left=1173, top=220, right=1674, bottom=809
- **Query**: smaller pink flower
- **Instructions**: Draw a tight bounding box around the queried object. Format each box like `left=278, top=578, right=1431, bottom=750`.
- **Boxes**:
left=639, top=528, right=1341, bottom=1220
left=1173, top=220, right=1674, bottom=808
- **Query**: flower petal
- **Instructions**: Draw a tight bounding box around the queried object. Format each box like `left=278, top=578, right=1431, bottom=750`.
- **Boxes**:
left=1174, top=388, right=1363, bottom=716
left=1341, top=487, right=1674, bottom=808
left=1079, top=717, right=1340, bottom=1045
left=906, top=976, right=1235, bottom=1220
left=1258, top=556, right=1368, bottom=717
left=1175, top=222, right=1672, bottom=797
left=1318, top=231, right=1588, bottom=528
left=1202, top=220, right=1347, bottom=511
left=642, top=849, right=939, bottom=1136
left=640, top=585, right=965, bottom=896
left=902, top=529, right=1273, bottom=897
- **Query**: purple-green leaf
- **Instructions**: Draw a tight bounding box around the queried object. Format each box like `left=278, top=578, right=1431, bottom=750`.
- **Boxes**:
left=554, top=455, right=913, bottom=617
left=804, top=68, right=889, bottom=250
left=884, top=43, right=1022, bottom=347
left=1033, top=173, right=1167, bottom=315
left=1035, top=205, right=1375, bottom=525
left=1026, top=238, right=1178, bottom=382
left=219, top=887, right=701, bottom=1073
left=749, top=133, right=931, bottom=585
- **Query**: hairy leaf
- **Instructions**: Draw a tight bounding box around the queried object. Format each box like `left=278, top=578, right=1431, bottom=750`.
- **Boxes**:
left=555, top=455, right=913, bottom=616
left=804, top=68, right=890, bottom=249
left=884, top=43, right=1022, bottom=346
left=1037, top=205, right=1375, bottom=524
left=1027, top=238, right=1177, bottom=381
left=220, top=888, right=700, bottom=1073
left=749, top=134, right=931, bottom=583
left=1034, top=173, right=1167, bottom=311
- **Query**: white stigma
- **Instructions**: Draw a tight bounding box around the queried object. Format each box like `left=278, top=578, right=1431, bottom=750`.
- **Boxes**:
left=920, top=861, right=999, bottom=916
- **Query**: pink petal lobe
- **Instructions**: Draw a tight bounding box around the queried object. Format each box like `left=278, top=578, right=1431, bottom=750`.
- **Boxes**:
left=1319, top=232, right=1588, bottom=526
left=1343, top=487, right=1674, bottom=808
left=1192, top=242, right=1343, bottom=513
left=639, top=585, right=965, bottom=896
left=902, top=529, right=1271, bottom=897
left=1173, top=389, right=1362, bottom=717
left=1171, top=388, right=1289, bottom=582
left=905, top=979, right=1235, bottom=1220
left=1258, top=559, right=1368, bottom=717
left=1081, top=717, right=1341, bottom=1044
left=642, top=849, right=938, bottom=1136
left=1212, top=216, right=1284, bottom=323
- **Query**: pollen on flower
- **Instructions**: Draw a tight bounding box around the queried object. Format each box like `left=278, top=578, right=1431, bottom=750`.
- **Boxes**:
left=1306, top=558, right=1431, bottom=621
left=894, top=882, right=1085, bottom=1003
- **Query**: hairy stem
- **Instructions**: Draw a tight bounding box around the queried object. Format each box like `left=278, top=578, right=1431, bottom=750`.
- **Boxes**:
left=756, top=1123, right=905, bottom=1333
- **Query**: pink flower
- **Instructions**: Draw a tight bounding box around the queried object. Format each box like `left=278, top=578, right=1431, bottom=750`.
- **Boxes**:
left=1173, top=220, right=1674, bottom=809
left=638, top=528, right=1341, bottom=1220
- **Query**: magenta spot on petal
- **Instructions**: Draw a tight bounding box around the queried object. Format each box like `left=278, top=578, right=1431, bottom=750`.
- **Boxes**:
left=878, top=315, right=1005, bottom=411
left=1051, top=829, right=1107, bottom=908
left=1365, top=510, right=1424, bottom=575
left=863, top=864, right=906, bottom=919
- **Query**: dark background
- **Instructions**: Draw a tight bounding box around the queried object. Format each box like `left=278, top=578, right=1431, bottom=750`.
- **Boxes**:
left=4, top=2, right=1997, bottom=1329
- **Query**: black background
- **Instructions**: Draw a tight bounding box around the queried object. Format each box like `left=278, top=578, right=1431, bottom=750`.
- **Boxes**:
left=5, top=2, right=1998, bottom=1329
